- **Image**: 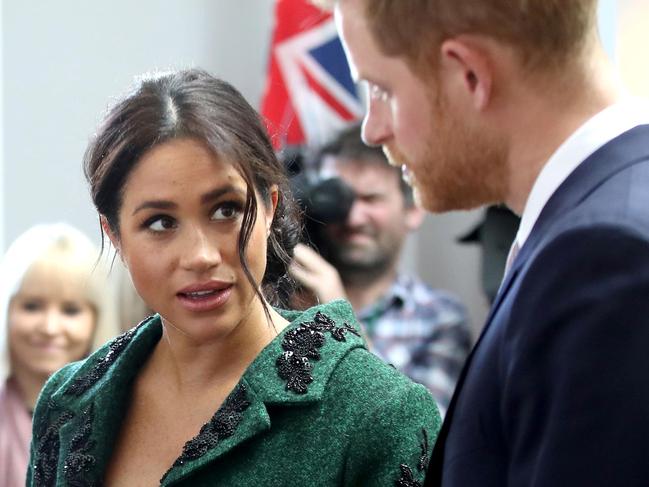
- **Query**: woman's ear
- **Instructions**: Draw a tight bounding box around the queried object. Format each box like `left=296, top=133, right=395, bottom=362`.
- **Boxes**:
left=266, top=185, right=280, bottom=235
left=100, top=215, right=121, bottom=256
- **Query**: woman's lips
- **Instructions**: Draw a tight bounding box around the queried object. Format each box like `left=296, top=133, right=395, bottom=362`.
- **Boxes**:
left=31, top=342, right=66, bottom=354
left=176, top=285, right=233, bottom=312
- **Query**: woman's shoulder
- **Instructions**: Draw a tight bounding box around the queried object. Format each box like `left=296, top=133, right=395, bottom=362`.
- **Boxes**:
left=276, top=300, right=438, bottom=410
left=316, top=312, right=441, bottom=486
left=278, top=299, right=359, bottom=328
left=331, top=344, right=440, bottom=417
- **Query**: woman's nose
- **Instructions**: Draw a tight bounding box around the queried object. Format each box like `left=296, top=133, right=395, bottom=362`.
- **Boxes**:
left=38, top=308, right=64, bottom=335
left=180, top=225, right=222, bottom=272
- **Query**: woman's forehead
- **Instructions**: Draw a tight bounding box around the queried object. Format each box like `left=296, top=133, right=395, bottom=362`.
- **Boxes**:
left=131, top=139, right=245, bottom=185
left=17, top=259, right=93, bottom=301
left=119, top=138, right=272, bottom=211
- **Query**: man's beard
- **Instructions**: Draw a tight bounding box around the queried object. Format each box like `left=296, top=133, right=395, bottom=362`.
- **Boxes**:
left=318, top=230, right=399, bottom=286
left=385, top=86, right=508, bottom=213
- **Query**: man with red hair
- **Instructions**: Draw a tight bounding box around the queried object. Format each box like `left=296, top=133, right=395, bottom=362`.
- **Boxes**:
left=315, top=0, right=649, bottom=485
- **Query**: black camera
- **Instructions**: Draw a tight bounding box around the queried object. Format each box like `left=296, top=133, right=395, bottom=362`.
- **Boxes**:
left=282, top=146, right=355, bottom=252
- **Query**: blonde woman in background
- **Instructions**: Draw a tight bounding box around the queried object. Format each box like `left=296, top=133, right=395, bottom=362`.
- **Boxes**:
left=0, top=223, right=120, bottom=487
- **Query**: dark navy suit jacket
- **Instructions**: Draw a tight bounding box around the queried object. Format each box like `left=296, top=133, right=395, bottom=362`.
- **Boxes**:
left=426, top=125, right=649, bottom=486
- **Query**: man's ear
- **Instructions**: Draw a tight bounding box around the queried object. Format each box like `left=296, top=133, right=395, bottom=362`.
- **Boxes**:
left=405, top=205, right=426, bottom=232
left=100, top=215, right=121, bottom=257
left=439, top=36, right=494, bottom=111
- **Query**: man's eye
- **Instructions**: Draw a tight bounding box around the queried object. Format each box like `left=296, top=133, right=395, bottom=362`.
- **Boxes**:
left=368, top=83, right=389, bottom=102
left=145, top=216, right=176, bottom=232
left=361, top=194, right=382, bottom=204
left=212, top=202, right=242, bottom=221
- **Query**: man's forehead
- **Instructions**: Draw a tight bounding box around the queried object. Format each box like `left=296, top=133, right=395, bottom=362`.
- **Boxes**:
left=333, top=0, right=368, bottom=81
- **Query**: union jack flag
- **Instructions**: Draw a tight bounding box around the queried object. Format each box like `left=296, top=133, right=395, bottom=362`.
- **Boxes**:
left=261, top=0, right=363, bottom=149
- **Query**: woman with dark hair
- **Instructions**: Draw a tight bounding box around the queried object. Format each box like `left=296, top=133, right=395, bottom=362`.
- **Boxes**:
left=27, top=69, right=440, bottom=486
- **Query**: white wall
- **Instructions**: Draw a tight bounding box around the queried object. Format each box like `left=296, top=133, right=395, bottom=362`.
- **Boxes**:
left=2, top=0, right=274, bottom=247
left=413, top=210, right=486, bottom=337
left=0, top=0, right=4, bottom=252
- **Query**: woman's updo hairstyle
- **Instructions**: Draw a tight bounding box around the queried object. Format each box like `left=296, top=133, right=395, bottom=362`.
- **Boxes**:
left=83, top=69, right=301, bottom=306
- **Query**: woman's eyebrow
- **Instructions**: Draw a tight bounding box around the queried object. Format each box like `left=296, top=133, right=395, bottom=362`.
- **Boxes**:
left=199, top=185, right=246, bottom=204
left=132, top=200, right=177, bottom=216
left=132, top=186, right=247, bottom=216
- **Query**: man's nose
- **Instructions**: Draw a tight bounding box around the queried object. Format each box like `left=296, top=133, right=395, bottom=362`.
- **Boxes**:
left=346, top=200, right=369, bottom=228
left=361, top=98, right=391, bottom=147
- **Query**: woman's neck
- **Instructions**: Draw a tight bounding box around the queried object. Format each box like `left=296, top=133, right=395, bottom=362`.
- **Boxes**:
left=152, top=302, right=289, bottom=396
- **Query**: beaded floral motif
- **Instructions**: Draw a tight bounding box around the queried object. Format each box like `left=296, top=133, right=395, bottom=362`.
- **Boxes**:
left=32, top=403, right=74, bottom=487
left=63, top=404, right=97, bottom=487
left=396, top=464, right=422, bottom=487
left=418, top=428, right=430, bottom=471
left=65, top=319, right=149, bottom=396
left=276, top=311, right=360, bottom=394
left=160, top=384, right=251, bottom=484
left=395, top=428, right=430, bottom=487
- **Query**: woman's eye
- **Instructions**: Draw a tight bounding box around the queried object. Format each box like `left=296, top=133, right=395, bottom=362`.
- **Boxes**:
left=212, top=202, right=242, bottom=221
left=61, top=303, right=83, bottom=316
left=21, top=300, right=43, bottom=312
left=145, top=215, right=176, bottom=232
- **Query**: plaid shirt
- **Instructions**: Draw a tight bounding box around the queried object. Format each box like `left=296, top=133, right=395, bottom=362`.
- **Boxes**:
left=357, top=274, right=471, bottom=417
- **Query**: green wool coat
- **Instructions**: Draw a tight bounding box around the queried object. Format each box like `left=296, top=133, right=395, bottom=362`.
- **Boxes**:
left=27, top=300, right=441, bottom=486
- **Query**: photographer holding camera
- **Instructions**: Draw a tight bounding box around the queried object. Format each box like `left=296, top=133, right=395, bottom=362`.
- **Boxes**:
left=289, top=124, right=471, bottom=416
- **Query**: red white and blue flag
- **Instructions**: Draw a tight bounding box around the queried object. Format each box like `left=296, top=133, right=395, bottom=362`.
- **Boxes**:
left=261, top=0, right=363, bottom=149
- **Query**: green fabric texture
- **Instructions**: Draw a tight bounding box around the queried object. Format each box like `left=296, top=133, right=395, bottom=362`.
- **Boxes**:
left=27, top=300, right=441, bottom=486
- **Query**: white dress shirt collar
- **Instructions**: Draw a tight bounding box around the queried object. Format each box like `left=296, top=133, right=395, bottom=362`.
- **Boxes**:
left=515, top=98, right=649, bottom=248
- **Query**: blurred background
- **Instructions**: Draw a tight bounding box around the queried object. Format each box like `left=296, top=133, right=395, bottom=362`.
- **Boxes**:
left=0, top=0, right=644, bottom=336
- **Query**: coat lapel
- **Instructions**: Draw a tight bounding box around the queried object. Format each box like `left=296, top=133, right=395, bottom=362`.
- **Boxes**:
left=159, top=302, right=364, bottom=486
left=159, top=382, right=272, bottom=486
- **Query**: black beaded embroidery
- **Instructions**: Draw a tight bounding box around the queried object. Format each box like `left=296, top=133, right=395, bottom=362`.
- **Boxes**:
left=63, top=404, right=97, bottom=487
left=418, top=428, right=430, bottom=471
left=395, top=428, right=430, bottom=487
left=276, top=311, right=360, bottom=394
left=33, top=406, right=74, bottom=487
left=395, top=464, right=422, bottom=487
left=160, top=384, right=251, bottom=484
left=65, top=319, right=148, bottom=396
